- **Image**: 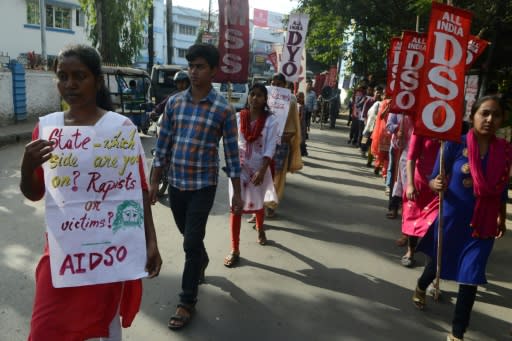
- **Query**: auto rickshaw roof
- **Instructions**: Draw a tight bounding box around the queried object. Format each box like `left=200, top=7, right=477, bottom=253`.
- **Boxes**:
left=102, top=66, right=150, bottom=77
left=151, top=64, right=185, bottom=71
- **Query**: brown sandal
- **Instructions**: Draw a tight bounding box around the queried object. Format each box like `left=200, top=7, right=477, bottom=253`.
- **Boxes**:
left=224, top=252, right=240, bottom=267
left=168, top=303, right=195, bottom=330
left=412, top=286, right=426, bottom=310
left=257, top=230, right=267, bottom=245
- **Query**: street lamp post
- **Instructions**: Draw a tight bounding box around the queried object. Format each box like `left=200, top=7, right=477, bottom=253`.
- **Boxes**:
left=39, top=0, right=47, bottom=70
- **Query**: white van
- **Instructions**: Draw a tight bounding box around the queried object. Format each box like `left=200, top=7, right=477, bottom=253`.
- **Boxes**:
left=213, top=82, right=249, bottom=112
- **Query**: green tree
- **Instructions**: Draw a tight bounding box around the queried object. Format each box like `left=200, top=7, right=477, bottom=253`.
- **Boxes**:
left=79, top=0, right=152, bottom=65
left=299, top=0, right=512, bottom=91
left=298, top=0, right=421, bottom=82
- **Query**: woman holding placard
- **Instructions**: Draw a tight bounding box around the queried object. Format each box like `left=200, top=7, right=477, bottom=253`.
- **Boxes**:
left=20, top=44, right=161, bottom=340
left=412, top=96, right=510, bottom=341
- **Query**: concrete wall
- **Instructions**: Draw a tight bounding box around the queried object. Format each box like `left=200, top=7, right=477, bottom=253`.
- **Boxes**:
left=0, top=70, right=60, bottom=126
left=0, top=70, right=14, bottom=125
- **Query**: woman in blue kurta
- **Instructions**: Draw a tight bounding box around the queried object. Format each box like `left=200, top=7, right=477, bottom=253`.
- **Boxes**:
left=412, top=96, right=511, bottom=341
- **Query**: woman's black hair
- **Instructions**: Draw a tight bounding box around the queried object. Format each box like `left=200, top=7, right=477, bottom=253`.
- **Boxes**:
left=246, top=82, right=271, bottom=113
left=470, top=94, right=504, bottom=120
left=53, top=44, right=113, bottom=111
left=186, top=43, right=220, bottom=68
left=272, top=73, right=287, bottom=85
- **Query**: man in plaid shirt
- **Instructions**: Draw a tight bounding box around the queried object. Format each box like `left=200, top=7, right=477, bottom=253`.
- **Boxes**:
left=149, top=44, right=243, bottom=330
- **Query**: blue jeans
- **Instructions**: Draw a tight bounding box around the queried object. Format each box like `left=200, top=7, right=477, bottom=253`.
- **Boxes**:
left=169, top=185, right=216, bottom=305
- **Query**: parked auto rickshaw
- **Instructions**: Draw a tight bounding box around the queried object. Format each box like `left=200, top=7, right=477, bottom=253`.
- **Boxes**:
left=149, top=64, right=184, bottom=104
left=102, top=66, right=152, bottom=134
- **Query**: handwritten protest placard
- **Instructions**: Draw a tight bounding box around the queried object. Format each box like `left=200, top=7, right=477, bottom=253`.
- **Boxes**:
left=266, top=86, right=292, bottom=138
left=42, top=126, right=147, bottom=288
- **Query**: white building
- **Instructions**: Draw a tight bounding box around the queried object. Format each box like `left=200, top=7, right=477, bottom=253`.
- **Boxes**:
left=135, top=0, right=167, bottom=68
left=169, top=6, right=203, bottom=66
left=0, top=0, right=90, bottom=65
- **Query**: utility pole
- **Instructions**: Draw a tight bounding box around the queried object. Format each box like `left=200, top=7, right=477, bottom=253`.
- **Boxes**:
left=148, top=4, right=154, bottom=71
left=207, top=0, right=212, bottom=32
left=166, top=0, right=173, bottom=64
left=39, top=0, right=47, bottom=70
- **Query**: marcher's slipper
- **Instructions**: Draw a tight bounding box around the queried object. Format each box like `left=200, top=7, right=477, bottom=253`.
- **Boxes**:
left=168, top=303, right=195, bottom=330
left=401, top=255, right=415, bottom=268
left=224, top=252, right=240, bottom=268
left=412, top=286, right=426, bottom=310
left=257, top=230, right=267, bottom=245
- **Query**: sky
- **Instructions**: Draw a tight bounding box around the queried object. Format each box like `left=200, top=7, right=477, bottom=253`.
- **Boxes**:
left=170, top=0, right=300, bottom=16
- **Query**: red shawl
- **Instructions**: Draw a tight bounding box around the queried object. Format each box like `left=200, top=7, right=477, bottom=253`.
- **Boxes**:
left=240, top=109, right=267, bottom=142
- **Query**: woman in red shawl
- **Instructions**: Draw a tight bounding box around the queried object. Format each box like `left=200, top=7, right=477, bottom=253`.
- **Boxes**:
left=412, top=96, right=510, bottom=341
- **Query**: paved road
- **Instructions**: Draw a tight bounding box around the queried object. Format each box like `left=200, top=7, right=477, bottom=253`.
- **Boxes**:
left=1, top=116, right=511, bottom=340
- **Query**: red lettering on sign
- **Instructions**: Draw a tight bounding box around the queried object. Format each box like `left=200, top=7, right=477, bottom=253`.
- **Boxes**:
left=48, top=128, right=91, bottom=150
left=58, top=246, right=129, bottom=275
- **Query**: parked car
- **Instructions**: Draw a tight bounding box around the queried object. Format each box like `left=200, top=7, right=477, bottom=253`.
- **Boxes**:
left=149, top=64, right=184, bottom=104
left=213, top=82, right=249, bottom=112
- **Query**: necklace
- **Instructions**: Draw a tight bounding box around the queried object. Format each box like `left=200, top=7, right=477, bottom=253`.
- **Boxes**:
left=240, top=109, right=267, bottom=142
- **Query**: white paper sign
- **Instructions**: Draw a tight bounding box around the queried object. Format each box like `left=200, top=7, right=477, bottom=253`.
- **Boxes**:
left=42, top=126, right=147, bottom=288
left=267, top=86, right=291, bottom=138
left=280, top=13, right=309, bottom=82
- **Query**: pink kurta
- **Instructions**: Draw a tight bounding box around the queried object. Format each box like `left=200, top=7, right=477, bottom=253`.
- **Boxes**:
left=401, top=134, right=440, bottom=237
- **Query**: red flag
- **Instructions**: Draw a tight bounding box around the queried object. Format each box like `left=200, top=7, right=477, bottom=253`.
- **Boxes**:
left=391, top=31, right=427, bottom=115
left=253, top=8, right=268, bottom=27
left=465, top=35, right=489, bottom=71
left=385, top=37, right=402, bottom=98
left=327, top=65, right=338, bottom=88
left=414, top=2, right=473, bottom=142
left=215, top=0, right=250, bottom=83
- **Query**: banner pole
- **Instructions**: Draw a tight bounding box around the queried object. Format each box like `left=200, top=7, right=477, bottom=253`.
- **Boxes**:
left=228, top=81, right=233, bottom=111
left=434, top=140, right=445, bottom=301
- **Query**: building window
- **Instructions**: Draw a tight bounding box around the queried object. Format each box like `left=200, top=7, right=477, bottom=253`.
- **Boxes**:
left=76, top=9, right=85, bottom=27
left=178, top=24, right=196, bottom=36
left=27, top=1, right=40, bottom=25
left=177, top=48, right=188, bottom=58
left=26, top=1, right=72, bottom=30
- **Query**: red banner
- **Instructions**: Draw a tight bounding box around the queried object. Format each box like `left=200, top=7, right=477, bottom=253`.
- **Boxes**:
left=215, top=0, right=250, bottom=83
left=391, top=31, right=427, bottom=115
left=327, top=65, right=338, bottom=88
left=253, top=8, right=268, bottom=27
left=414, top=2, right=473, bottom=142
left=385, top=37, right=402, bottom=98
left=465, top=35, right=489, bottom=71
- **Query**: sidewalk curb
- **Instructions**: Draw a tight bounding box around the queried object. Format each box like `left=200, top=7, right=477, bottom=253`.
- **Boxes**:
left=0, top=131, right=32, bottom=148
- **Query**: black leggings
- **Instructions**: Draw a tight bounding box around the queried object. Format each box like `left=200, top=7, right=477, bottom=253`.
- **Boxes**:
left=417, top=260, right=477, bottom=339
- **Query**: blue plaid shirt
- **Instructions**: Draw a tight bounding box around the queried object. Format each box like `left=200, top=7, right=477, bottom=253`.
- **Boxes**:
left=153, top=87, right=241, bottom=190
